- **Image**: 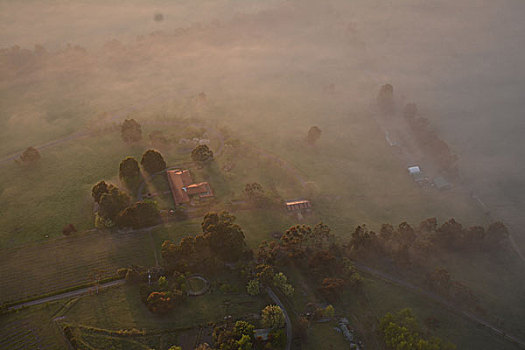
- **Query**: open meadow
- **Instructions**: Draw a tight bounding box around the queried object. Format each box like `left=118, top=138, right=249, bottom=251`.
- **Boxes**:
left=1, top=0, right=525, bottom=348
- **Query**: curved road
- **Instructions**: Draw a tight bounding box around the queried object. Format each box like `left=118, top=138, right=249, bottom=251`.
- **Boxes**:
left=266, top=287, right=292, bottom=350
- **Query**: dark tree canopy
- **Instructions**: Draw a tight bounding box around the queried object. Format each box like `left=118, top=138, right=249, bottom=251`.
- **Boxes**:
left=121, top=119, right=142, bottom=143
left=119, top=157, right=140, bottom=181
left=202, top=211, right=247, bottom=262
left=191, top=144, right=214, bottom=162
left=20, top=146, right=40, bottom=163
left=92, top=180, right=110, bottom=203
left=98, top=186, right=130, bottom=221
left=116, top=201, right=161, bottom=229
left=141, top=149, right=166, bottom=174
left=306, top=126, right=322, bottom=145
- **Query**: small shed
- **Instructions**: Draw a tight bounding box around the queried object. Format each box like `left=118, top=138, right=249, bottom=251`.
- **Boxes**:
left=285, top=200, right=312, bottom=212
left=408, top=166, right=425, bottom=183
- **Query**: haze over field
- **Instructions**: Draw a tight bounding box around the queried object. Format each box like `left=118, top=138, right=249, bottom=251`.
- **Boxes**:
left=1, top=1, right=525, bottom=349
left=2, top=0, right=525, bottom=248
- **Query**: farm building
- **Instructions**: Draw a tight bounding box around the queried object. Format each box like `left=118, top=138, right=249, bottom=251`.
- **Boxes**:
left=285, top=200, right=312, bottom=212
left=166, top=169, right=214, bottom=205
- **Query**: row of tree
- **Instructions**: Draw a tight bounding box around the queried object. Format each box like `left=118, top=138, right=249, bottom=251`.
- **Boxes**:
left=349, top=217, right=510, bottom=265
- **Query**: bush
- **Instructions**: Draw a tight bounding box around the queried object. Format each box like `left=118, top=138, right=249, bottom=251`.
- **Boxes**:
left=247, top=279, right=261, bottom=296
left=116, top=268, right=128, bottom=279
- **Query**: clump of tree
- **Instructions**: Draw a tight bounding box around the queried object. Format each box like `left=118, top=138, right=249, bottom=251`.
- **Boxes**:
left=161, top=211, right=250, bottom=273
left=306, top=126, right=322, bottom=145
left=379, top=308, right=456, bottom=349
left=141, top=149, right=166, bottom=174
left=19, top=146, right=40, bottom=164
left=243, top=182, right=278, bottom=208
left=91, top=181, right=130, bottom=228
left=116, top=201, right=161, bottom=229
left=255, top=222, right=361, bottom=304
left=213, top=320, right=255, bottom=350
left=245, top=265, right=294, bottom=297
left=121, top=119, right=142, bottom=143
left=138, top=276, right=185, bottom=314
left=191, top=144, right=214, bottom=163
left=377, top=83, right=395, bottom=114
left=261, top=305, right=285, bottom=329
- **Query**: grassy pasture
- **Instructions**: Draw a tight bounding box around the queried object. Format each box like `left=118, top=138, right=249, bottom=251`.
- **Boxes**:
left=0, top=230, right=155, bottom=303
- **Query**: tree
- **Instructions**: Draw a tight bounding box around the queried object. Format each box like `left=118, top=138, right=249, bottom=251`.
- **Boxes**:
left=98, top=186, right=130, bottom=221
left=261, top=305, right=285, bottom=329
left=115, top=201, right=161, bottom=229
left=168, top=346, right=182, bottom=350
left=121, top=119, right=142, bottom=143
left=243, top=182, right=266, bottom=206
left=213, top=320, right=255, bottom=350
left=256, top=264, right=275, bottom=286
left=306, top=126, right=322, bottom=145
left=486, top=221, right=509, bottom=247
left=281, top=225, right=311, bottom=257
left=92, top=180, right=110, bottom=203
left=141, top=149, right=166, bottom=174
left=201, top=211, right=247, bottom=262
left=191, top=144, right=214, bottom=162
left=247, top=279, right=261, bottom=296
left=20, top=146, right=40, bottom=163
left=379, top=308, right=456, bottom=350
left=146, top=291, right=180, bottom=313
left=319, top=278, right=346, bottom=302
left=62, top=224, right=77, bottom=236
left=311, top=222, right=334, bottom=249
left=273, top=272, right=294, bottom=296
left=119, top=157, right=140, bottom=181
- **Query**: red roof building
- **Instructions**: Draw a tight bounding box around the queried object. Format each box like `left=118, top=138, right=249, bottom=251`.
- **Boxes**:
left=167, top=169, right=214, bottom=205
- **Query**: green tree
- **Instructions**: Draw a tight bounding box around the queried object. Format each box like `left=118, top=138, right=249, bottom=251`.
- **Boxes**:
left=261, top=305, right=285, bottom=329
left=121, top=118, right=142, bottom=143
left=119, top=157, right=140, bottom=181
left=141, top=149, right=166, bottom=174
left=306, top=126, right=322, bottom=145
left=191, top=144, right=214, bottom=162
left=115, top=200, right=161, bottom=229
left=247, top=279, right=261, bottom=296
left=20, top=146, right=40, bottom=163
left=98, top=186, right=130, bottom=221
left=379, top=308, right=456, bottom=350
left=273, top=272, right=294, bottom=297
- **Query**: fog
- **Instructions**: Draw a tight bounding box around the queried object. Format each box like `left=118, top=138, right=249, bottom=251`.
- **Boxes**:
left=2, top=0, right=524, bottom=245
left=1, top=0, right=525, bottom=346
